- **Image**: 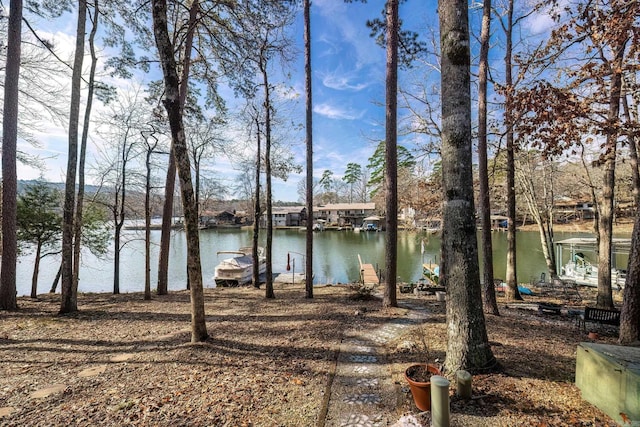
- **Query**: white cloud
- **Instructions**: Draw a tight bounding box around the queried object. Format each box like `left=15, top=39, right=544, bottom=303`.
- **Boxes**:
left=522, top=0, right=569, bottom=35
left=314, top=103, right=364, bottom=120
left=320, top=70, right=372, bottom=91
left=526, top=13, right=555, bottom=34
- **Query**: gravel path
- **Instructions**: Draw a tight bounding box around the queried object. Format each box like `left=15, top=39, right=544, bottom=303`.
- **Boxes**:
left=322, top=301, right=430, bottom=427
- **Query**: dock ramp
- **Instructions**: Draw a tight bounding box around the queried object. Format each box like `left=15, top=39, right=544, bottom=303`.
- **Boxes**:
left=358, top=254, right=379, bottom=287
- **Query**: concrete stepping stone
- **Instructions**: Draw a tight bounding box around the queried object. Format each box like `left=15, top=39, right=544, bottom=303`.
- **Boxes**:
left=348, top=354, right=378, bottom=363
left=338, top=413, right=383, bottom=427
left=355, top=378, right=379, bottom=387
left=110, top=353, right=135, bottom=362
left=337, top=360, right=386, bottom=377
left=343, top=393, right=382, bottom=405
left=78, top=364, right=107, bottom=378
left=30, top=384, right=67, bottom=399
left=0, top=407, right=15, bottom=417
left=390, top=415, right=424, bottom=426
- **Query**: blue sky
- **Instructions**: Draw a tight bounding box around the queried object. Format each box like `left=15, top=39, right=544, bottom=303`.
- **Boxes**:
left=269, top=0, right=437, bottom=201
left=15, top=1, right=438, bottom=203
left=14, top=0, right=554, bottom=203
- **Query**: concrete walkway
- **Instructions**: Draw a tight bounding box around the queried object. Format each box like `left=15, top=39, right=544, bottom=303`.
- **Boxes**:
left=321, top=301, right=430, bottom=427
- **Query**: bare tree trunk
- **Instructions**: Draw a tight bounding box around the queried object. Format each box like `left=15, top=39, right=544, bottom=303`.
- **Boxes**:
left=113, top=214, right=122, bottom=295
left=383, top=0, right=399, bottom=308
left=597, top=153, right=616, bottom=308
left=157, top=158, right=175, bottom=295
left=0, top=0, right=21, bottom=310
left=31, top=243, right=42, bottom=299
left=440, top=0, right=496, bottom=373
left=60, top=0, right=87, bottom=314
left=620, top=89, right=640, bottom=343
left=596, top=40, right=626, bottom=309
left=73, top=0, right=99, bottom=296
left=542, top=162, right=557, bottom=276
left=49, top=263, right=62, bottom=293
left=157, top=0, right=199, bottom=296
left=477, top=0, right=499, bottom=315
left=253, top=114, right=261, bottom=288
left=152, top=0, right=208, bottom=342
left=260, top=53, right=275, bottom=299
left=304, top=0, right=314, bottom=299
left=504, top=0, right=521, bottom=301
left=145, top=146, right=153, bottom=300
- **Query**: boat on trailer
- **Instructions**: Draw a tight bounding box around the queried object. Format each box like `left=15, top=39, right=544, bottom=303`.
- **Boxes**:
left=214, top=246, right=266, bottom=287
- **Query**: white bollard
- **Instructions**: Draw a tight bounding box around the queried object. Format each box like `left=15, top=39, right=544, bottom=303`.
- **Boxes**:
left=430, top=375, right=450, bottom=427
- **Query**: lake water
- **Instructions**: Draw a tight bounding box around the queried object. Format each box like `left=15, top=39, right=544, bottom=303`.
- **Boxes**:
left=15, top=228, right=630, bottom=296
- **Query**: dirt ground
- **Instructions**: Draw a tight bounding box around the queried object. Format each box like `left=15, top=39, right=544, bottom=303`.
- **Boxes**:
left=0, top=283, right=627, bottom=426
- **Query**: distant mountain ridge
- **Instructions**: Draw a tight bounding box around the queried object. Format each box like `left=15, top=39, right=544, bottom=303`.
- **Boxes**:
left=17, top=180, right=103, bottom=195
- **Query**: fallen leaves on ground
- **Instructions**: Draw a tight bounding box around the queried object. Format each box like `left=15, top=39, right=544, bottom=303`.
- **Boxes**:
left=0, top=284, right=624, bottom=426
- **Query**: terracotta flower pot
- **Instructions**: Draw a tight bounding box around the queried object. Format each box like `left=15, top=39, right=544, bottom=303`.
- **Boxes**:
left=404, top=363, right=442, bottom=411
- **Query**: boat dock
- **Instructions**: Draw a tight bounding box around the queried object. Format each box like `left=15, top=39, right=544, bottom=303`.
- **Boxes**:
left=358, top=254, right=379, bottom=286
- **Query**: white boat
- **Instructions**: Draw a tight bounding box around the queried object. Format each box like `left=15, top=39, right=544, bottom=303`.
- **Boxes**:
left=420, top=218, right=442, bottom=235
left=555, top=237, right=629, bottom=288
left=214, top=246, right=266, bottom=287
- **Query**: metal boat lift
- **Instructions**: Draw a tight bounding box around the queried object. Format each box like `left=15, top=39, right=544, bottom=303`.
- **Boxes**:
left=554, top=237, right=630, bottom=287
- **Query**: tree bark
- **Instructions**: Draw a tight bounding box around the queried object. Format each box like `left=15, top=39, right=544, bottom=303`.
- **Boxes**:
left=157, top=157, right=175, bottom=295
left=477, top=0, right=499, bottom=315
left=157, top=0, right=199, bottom=296
left=73, top=0, right=99, bottom=298
left=152, top=0, right=208, bottom=342
left=504, top=0, right=521, bottom=301
left=596, top=38, right=626, bottom=309
left=439, top=0, right=496, bottom=373
left=113, top=217, right=122, bottom=295
left=383, top=0, right=399, bottom=309
left=145, top=144, right=153, bottom=300
left=0, top=0, right=21, bottom=310
left=619, top=81, right=640, bottom=344
left=49, top=263, right=62, bottom=294
left=261, top=51, right=275, bottom=299
left=253, top=114, right=261, bottom=288
left=60, top=0, right=87, bottom=314
left=31, top=243, right=42, bottom=299
left=304, top=0, right=314, bottom=299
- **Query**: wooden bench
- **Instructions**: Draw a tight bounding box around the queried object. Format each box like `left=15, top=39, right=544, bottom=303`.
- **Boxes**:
left=578, top=307, right=621, bottom=331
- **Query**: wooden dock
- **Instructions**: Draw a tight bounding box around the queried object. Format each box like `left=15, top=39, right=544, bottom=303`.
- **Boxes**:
left=358, top=254, right=379, bottom=286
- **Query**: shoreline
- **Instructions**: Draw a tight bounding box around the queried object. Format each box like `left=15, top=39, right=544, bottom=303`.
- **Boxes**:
left=517, top=218, right=634, bottom=235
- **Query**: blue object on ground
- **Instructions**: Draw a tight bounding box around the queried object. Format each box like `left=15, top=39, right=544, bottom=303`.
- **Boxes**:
left=518, top=286, right=534, bottom=295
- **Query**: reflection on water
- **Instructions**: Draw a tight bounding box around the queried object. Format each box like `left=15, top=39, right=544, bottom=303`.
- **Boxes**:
left=16, top=228, right=629, bottom=296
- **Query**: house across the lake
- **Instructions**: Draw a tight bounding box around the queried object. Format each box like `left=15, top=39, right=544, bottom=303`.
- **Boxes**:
left=269, top=206, right=308, bottom=227
left=313, top=203, right=377, bottom=228
left=200, top=210, right=245, bottom=228
left=553, top=197, right=595, bottom=222
left=261, top=203, right=377, bottom=228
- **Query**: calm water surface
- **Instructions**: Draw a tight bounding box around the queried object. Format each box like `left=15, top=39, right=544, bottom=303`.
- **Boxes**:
left=15, top=228, right=630, bottom=296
